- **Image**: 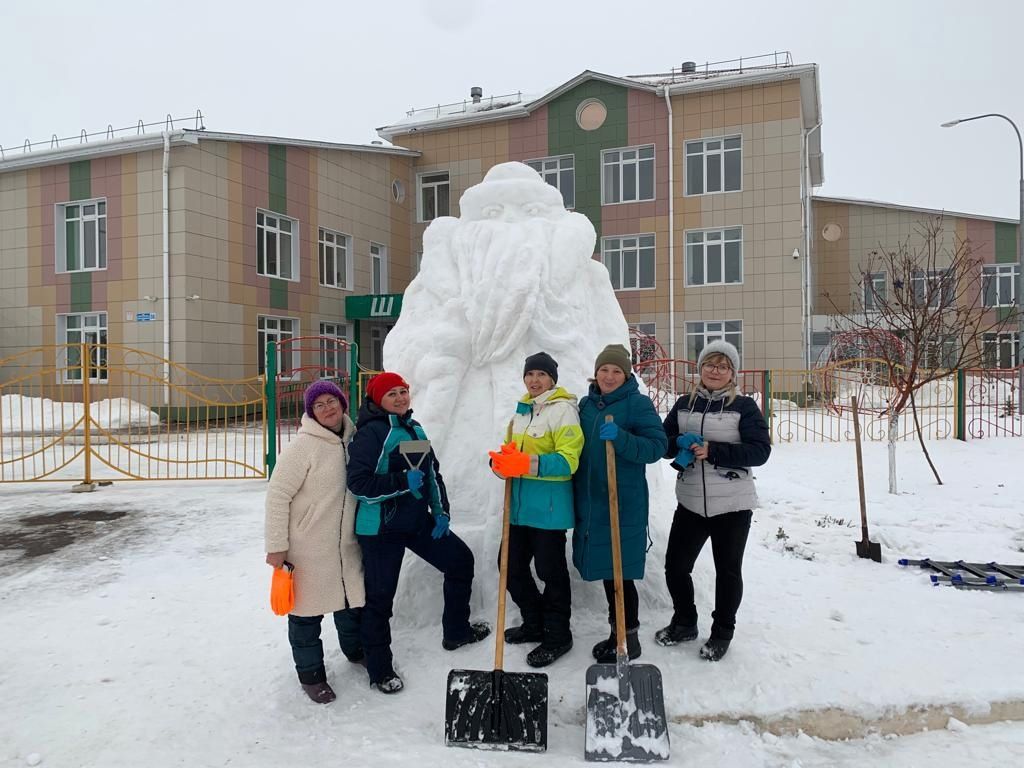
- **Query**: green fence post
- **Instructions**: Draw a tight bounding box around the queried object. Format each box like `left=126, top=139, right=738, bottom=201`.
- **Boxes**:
left=348, top=341, right=359, bottom=410
left=955, top=368, right=966, bottom=441
left=265, top=341, right=278, bottom=476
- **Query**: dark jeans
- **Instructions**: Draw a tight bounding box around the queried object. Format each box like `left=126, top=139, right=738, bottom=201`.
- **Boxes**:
left=502, top=525, right=571, bottom=645
left=602, top=579, right=639, bottom=630
left=288, top=607, right=363, bottom=685
left=359, top=525, right=475, bottom=684
left=665, top=505, right=752, bottom=641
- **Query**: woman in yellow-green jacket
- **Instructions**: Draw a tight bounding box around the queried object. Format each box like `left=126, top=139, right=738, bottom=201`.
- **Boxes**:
left=490, top=352, right=583, bottom=668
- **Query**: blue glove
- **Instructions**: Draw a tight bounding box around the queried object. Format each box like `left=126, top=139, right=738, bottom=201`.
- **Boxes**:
left=676, top=432, right=704, bottom=450
left=599, top=421, right=619, bottom=441
left=675, top=447, right=696, bottom=467
left=431, top=514, right=451, bottom=539
left=406, top=469, right=424, bottom=498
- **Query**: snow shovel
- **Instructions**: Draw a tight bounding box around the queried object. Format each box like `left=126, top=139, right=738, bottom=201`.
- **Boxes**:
left=585, top=415, right=669, bottom=762
left=850, top=398, right=882, bottom=563
left=399, top=439, right=430, bottom=499
left=444, top=454, right=548, bottom=751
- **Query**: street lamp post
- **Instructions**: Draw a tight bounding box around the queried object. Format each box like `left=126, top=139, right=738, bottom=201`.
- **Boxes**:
left=943, top=114, right=1024, bottom=408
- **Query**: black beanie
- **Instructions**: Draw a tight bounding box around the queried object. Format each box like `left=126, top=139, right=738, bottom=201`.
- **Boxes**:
left=523, top=351, right=558, bottom=383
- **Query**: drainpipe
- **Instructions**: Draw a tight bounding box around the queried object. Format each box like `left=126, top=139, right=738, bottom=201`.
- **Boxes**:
left=162, top=132, right=171, bottom=406
left=663, top=87, right=676, bottom=380
left=803, top=121, right=822, bottom=370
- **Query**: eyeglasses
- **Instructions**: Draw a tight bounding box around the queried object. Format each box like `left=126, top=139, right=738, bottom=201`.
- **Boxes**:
left=701, top=362, right=733, bottom=374
left=312, top=397, right=340, bottom=413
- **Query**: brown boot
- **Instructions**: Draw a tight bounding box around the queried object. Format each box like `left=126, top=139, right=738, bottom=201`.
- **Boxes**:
left=301, top=681, right=337, bottom=704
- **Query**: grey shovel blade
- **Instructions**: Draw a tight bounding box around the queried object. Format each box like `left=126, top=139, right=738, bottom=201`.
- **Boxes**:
left=584, top=662, right=669, bottom=762
left=445, top=668, right=548, bottom=752
left=399, top=439, right=431, bottom=469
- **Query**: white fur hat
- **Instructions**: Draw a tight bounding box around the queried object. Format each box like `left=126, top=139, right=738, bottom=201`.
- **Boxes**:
left=697, top=339, right=740, bottom=378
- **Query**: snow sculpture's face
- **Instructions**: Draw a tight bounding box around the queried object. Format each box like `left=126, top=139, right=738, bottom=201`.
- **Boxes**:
left=467, top=197, right=561, bottom=224
left=524, top=370, right=555, bottom=398
left=379, top=386, right=411, bottom=416
left=596, top=365, right=626, bottom=395
left=311, top=394, right=345, bottom=431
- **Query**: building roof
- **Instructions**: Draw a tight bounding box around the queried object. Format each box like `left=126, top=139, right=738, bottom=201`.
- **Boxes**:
left=813, top=194, right=1019, bottom=226
left=0, top=129, right=418, bottom=173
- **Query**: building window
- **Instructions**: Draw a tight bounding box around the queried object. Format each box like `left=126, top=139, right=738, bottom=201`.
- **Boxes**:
left=526, top=155, right=575, bottom=208
left=56, top=199, right=107, bottom=272
left=602, top=234, right=655, bottom=290
left=984, top=332, right=1020, bottom=368
left=412, top=251, right=423, bottom=278
left=318, top=228, right=352, bottom=290
left=418, top=171, right=450, bottom=222
left=58, top=312, right=108, bottom=382
left=370, top=243, right=388, bottom=294
left=257, top=315, right=297, bottom=377
left=685, top=136, right=742, bottom=195
left=319, top=322, right=352, bottom=378
left=369, top=324, right=392, bottom=371
left=863, top=272, right=887, bottom=311
left=686, top=320, right=743, bottom=364
left=983, top=264, right=1018, bottom=308
left=257, top=210, right=299, bottom=281
left=685, top=227, right=743, bottom=286
left=602, top=146, right=655, bottom=205
left=576, top=98, right=607, bottom=131
left=911, top=269, right=954, bottom=309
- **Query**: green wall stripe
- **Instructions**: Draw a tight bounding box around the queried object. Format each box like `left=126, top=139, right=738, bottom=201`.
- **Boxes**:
left=69, top=160, right=91, bottom=201
left=70, top=271, right=92, bottom=312
left=268, top=144, right=287, bottom=215
left=270, top=278, right=288, bottom=310
left=994, top=221, right=1018, bottom=264
left=546, top=81, right=629, bottom=240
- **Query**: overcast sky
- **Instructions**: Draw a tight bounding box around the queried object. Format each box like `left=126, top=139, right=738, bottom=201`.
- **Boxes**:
left=3, top=0, right=1021, bottom=219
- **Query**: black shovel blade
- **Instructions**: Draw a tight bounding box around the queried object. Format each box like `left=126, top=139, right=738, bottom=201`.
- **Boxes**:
left=856, top=538, right=882, bottom=563
left=585, top=662, right=670, bottom=762
left=445, top=668, right=548, bottom=752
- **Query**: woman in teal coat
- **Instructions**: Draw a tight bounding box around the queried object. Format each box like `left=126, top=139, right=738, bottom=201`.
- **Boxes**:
left=573, top=344, right=667, bottom=663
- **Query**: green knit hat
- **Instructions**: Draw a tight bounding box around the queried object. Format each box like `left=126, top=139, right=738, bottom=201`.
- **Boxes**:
left=594, top=344, right=632, bottom=377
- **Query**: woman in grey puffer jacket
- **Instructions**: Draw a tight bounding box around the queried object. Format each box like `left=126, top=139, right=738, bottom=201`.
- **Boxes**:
left=656, top=340, right=770, bottom=662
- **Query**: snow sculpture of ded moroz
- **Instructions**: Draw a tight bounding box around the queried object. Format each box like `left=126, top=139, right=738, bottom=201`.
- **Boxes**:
left=383, top=161, right=629, bottom=532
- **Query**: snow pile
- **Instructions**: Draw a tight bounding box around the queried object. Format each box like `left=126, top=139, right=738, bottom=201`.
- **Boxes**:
left=1, top=394, right=162, bottom=434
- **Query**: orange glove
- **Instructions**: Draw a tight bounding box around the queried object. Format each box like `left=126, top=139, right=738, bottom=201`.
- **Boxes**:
left=488, top=446, right=531, bottom=478
left=270, top=562, right=295, bottom=616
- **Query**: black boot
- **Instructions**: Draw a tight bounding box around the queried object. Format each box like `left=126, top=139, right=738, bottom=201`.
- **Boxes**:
left=301, top=681, right=337, bottom=704
left=443, top=621, right=492, bottom=651
left=592, top=628, right=641, bottom=663
left=504, top=624, right=544, bottom=644
left=372, top=672, right=404, bottom=694
left=699, top=635, right=731, bottom=662
left=526, top=638, right=573, bottom=668
left=654, top=621, right=698, bottom=647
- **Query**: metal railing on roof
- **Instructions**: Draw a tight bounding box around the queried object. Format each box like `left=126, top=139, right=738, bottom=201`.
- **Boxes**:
left=629, top=51, right=795, bottom=84
left=0, top=110, right=205, bottom=160
left=405, top=92, right=524, bottom=120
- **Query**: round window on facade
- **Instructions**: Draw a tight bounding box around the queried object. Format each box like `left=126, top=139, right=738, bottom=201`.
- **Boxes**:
left=392, top=179, right=406, bottom=203
left=821, top=222, right=843, bottom=242
left=576, top=98, right=608, bottom=131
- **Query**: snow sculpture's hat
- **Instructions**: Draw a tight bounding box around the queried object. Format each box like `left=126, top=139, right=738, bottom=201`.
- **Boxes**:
left=459, top=161, right=565, bottom=220
left=304, top=380, right=347, bottom=418
left=365, top=371, right=410, bottom=405
left=697, top=340, right=740, bottom=381
left=523, top=351, right=559, bottom=383
left=594, top=344, right=632, bottom=377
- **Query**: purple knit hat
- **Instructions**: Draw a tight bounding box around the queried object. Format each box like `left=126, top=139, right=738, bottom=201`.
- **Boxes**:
left=304, top=380, right=347, bottom=418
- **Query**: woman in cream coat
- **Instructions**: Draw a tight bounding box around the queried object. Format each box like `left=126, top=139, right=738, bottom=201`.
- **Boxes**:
left=265, top=380, right=365, bottom=704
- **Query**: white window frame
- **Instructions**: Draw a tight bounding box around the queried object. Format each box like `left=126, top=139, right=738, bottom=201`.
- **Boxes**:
left=57, top=311, right=108, bottom=383
left=686, top=320, right=743, bottom=364
left=370, top=243, right=389, bottom=294
left=55, top=198, right=107, bottom=273
left=526, top=154, right=575, bottom=209
left=318, top=227, right=353, bottom=290
left=412, top=251, right=423, bottom=278
left=369, top=324, right=392, bottom=371
left=982, top=264, right=1018, bottom=308
left=685, top=135, right=742, bottom=196
left=983, top=331, right=1020, bottom=368
left=319, top=321, right=352, bottom=378
left=911, top=269, right=954, bottom=309
left=257, top=209, right=299, bottom=281
left=863, top=272, right=887, bottom=311
left=417, top=171, right=450, bottom=222
left=685, top=227, right=743, bottom=286
left=602, top=234, right=656, bottom=291
left=257, top=315, right=299, bottom=378
left=601, top=145, right=655, bottom=205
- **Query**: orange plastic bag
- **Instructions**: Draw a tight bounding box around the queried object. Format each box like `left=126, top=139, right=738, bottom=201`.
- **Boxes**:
left=270, top=561, right=295, bottom=616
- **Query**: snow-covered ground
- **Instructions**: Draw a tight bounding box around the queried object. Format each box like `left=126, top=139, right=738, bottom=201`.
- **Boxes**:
left=2, top=437, right=1023, bottom=766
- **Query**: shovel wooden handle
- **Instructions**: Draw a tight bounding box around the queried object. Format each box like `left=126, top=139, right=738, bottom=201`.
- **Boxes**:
left=605, top=415, right=627, bottom=657
left=494, top=420, right=515, bottom=671
left=850, top=397, right=869, bottom=538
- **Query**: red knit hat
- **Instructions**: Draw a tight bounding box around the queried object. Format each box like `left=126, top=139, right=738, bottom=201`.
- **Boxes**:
left=365, top=371, right=410, bottom=405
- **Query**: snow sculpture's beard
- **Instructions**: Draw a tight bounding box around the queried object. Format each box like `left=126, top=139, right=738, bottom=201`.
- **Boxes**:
left=450, top=217, right=554, bottom=366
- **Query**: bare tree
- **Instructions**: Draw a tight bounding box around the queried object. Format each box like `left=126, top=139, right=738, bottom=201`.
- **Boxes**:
left=823, top=216, right=1021, bottom=492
